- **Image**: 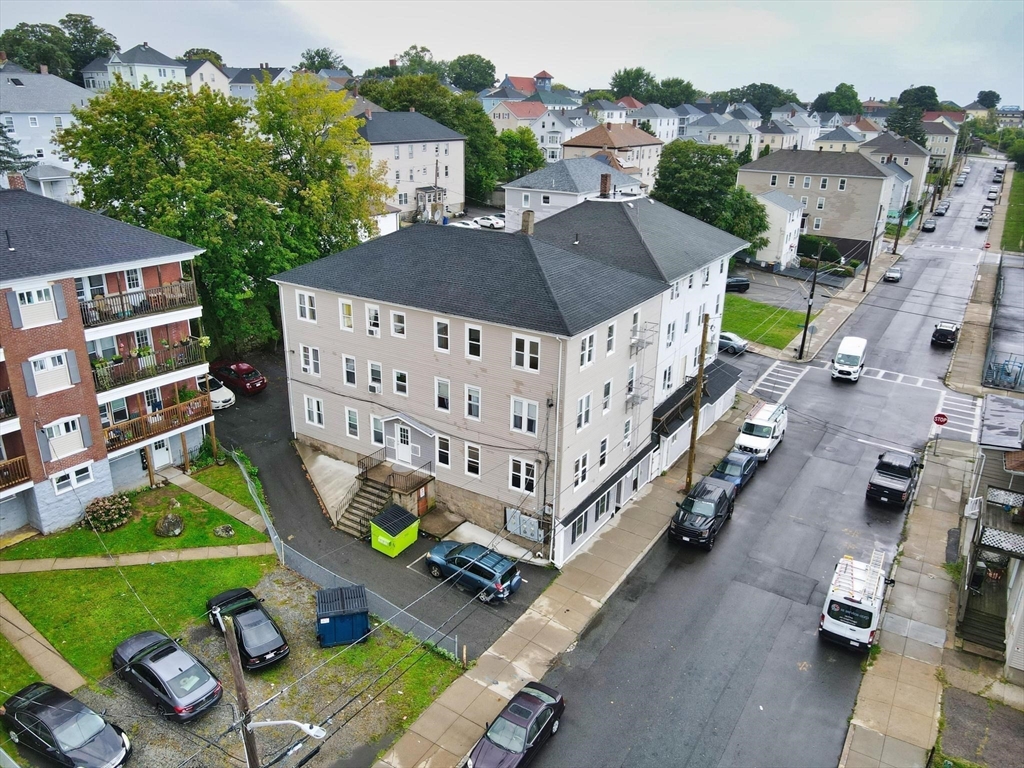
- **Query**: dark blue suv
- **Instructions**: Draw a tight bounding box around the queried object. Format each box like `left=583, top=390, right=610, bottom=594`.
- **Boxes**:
left=426, top=542, right=522, bottom=602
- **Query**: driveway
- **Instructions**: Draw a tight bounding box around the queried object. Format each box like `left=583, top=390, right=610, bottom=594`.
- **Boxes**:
left=729, top=266, right=841, bottom=312
left=212, top=348, right=556, bottom=661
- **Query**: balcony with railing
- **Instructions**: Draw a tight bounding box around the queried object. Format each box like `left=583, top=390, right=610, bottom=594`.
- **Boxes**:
left=0, top=389, right=14, bottom=421
left=103, top=395, right=212, bottom=453
left=92, top=340, right=205, bottom=393
left=79, top=281, right=199, bottom=328
left=0, top=455, right=30, bottom=491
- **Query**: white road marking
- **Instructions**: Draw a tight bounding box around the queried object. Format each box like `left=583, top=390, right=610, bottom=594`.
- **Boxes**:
left=749, top=361, right=808, bottom=404
left=857, top=438, right=909, bottom=453
left=405, top=552, right=431, bottom=576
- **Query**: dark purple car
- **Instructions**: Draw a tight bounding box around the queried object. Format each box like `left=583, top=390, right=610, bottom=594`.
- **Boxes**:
left=467, top=682, right=564, bottom=768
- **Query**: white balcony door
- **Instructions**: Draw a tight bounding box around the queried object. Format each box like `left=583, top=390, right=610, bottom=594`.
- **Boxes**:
left=396, top=425, right=412, bottom=465
left=151, top=439, right=172, bottom=468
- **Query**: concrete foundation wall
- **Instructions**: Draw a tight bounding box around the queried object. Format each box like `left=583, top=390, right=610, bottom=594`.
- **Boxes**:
left=109, top=450, right=149, bottom=492
left=29, top=458, right=114, bottom=534
left=0, top=492, right=30, bottom=535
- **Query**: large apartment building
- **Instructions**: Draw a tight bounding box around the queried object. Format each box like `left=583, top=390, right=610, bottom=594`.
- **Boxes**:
left=0, top=191, right=215, bottom=534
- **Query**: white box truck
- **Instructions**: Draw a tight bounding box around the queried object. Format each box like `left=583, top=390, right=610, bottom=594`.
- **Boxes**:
left=818, top=550, right=893, bottom=651
left=733, top=401, right=787, bottom=461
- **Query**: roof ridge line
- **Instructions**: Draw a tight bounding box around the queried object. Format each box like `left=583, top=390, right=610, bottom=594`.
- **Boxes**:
left=524, top=237, right=572, bottom=336
left=618, top=200, right=668, bottom=282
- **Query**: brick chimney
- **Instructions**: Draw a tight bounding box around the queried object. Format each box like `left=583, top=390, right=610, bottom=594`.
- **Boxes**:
left=409, top=107, right=415, bottom=113
left=600, top=173, right=611, bottom=198
left=389, top=59, right=397, bottom=68
left=0, top=51, right=7, bottom=63
left=7, top=173, right=26, bottom=190
left=364, top=108, right=372, bottom=120
left=522, top=209, right=535, bottom=236
left=39, top=64, right=48, bottom=75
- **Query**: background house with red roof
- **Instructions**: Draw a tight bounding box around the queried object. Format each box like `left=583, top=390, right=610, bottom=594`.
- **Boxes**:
left=488, top=100, right=549, bottom=133
left=562, top=123, right=664, bottom=185
left=498, top=70, right=555, bottom=95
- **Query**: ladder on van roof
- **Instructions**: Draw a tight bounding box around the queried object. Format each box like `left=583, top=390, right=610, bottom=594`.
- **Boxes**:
left=834, top=549, right=886, bottom=604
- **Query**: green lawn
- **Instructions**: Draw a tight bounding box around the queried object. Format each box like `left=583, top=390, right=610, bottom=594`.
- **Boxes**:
left=0, top=556, right=276, bottom=680
left=0, top=486, right=267, bottom=561
left=0, top=631, right=42, bottom=697
left=722, top=294, right=815, bottom=350
left=193, top=461, right=261, bottom=511
left=1002, top=169, right=1023, bottom=252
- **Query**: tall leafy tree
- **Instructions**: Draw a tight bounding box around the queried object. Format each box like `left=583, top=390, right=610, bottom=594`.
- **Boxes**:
left=181, top=48, right=224, bottom=68
left=715, top=187, right=769, bottom=252
left=898, top=85, right=939, bottom=111
left=551, top=83, right=571, bottom=92
left=0, top=23, right=74, bottom=79
left=649, top=77, right=698, bottom=107
left=886, top=104, right=927, bottom=146
left=0, top=113, right=34, bottom=172
left=448, top=54, right=495, bottom=92
left=736, top=142, right=753, bottom=165
left=651, top=142, right=737, bottom=224
left=976, top=90, right=1000, bottom=109
left=583, top=89, right=615, bottom=103
left=1005, top=139, right=1024, bottom=166
left=397, top=45, right=447, bottom=79
left=610, top=67, right=657, bottom=100
left=811, top=82, right=861, bottom=115
left=295, top=46, right=345, bottom=73
left=498, top=127, right=545, bottom=181
left=59, top=14, right=118, bottom=85
left=724, top=83, right=801, bottom=117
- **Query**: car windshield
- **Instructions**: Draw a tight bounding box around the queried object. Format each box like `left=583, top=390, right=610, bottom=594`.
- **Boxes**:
left=741, top=423, right=772, bottom=438
left=486, top=715, right=527, bottom=753
left=166, top=662, right=211, bottom=697
left=681, top=496, right=716, bottom=518
left=716, top=460, right=743, bottom=477
left=51, top=709, right=106, bottom=752
left=836, top=353, right=861, bottom=366
left=205, top=378, right=223, bottom=391
left=827, top=600, right=873, bottom=629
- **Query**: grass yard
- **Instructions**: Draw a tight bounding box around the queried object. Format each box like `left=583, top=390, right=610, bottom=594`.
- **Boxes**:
left=0, top=632, right=42, bottom=697
left=723, top=294, right=814, bottom=350
left=1002, top=169, right=1023, bottom=252
left=0, top=556, right=276, bottom=680
left=193, top=460, right=263, bottom=512
left=0, top=486, right=267, bottom=561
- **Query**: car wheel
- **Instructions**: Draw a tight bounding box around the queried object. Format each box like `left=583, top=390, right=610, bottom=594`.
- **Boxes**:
left=157, top=704, right=171, bottom=719
left=8, top=729, right=19, bottom=744
left=706, top=535, right=715, bottom=551
left=729, top=345, right=738, bottom=354
left=551, top=718, right=560, bottom=735
left=428, top=563, right=443, bottom=579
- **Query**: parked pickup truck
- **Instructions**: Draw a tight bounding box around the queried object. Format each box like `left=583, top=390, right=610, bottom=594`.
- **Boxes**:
left=866, top=451, right=920, bottom=508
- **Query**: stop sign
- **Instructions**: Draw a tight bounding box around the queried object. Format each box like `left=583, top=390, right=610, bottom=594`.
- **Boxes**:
left=933, top=413, right=949, bottom=426
left=985, top=243, right=991, bottom=250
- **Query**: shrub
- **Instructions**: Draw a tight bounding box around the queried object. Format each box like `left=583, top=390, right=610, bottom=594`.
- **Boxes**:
left=190, top=436, right=215, bottom=471
left=797, top=234, right=842, bottom=263
left=82, top=493, right=133, bottom=532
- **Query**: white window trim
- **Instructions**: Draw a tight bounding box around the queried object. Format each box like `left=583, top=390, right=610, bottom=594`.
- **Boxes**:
left=366, top=304, right=381, bottom=337
left=390, top=310, right=407, bottom=338
left=465, top=324, right=482, bottom=360
left=368, top=361, right=383, bottom=390
left=370, top=415, right=385, bottom=446
left=342, top=354, right=357, bottom=387
left=573, top=452, right=589, bottom=490
left=339, top=298, right=354, bottom=331
left=465, top=441, right=481, bottom=478
left=299, top=344, right=321, bottom=376
left=576, top=392, right=592, bottom=432
left=51, top=460, right=95, bottom=496
left=579, top=333, right=595, bottom=369
left=510, top=397, right=539, bottom=436
left=434, top=317, right=450, bottom=353
left=606, top=322, right=616, bottom=355
left=509, top=457, right=537, bottom=495
left=599, top=437, right=609, bottom=468
left=393, top=369, right=409, bottom=397
left=813, top=217, right=823, bottom=230
left=435, top=377, right=451, bottom=413
left=435, top=434, right=451, bottom=469
left=345, top=406, right=359, bottom=438
left=296, top=290, right=317, bottom=323
left=466, top=384, right=481, bottom=421
left=304, top=395, right=325, bottom=428
left=512, top=334, right=541, bottom=373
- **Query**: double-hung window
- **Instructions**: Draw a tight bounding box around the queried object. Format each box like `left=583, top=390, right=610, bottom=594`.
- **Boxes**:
left=817, top=197, right=825, bottom=210
left=820, top=177, right=829, bottom=190
left=297, top=291, right=316, bottom=322
left=606, top=323, right=616, bottom=354
left=513, top=335, right=540, bottom=371
left=665, top=321, right=676, bottom=348
left=466, top=386, right=481, bottom=420
left=434, top=319, right=450, bottom=352
left=466, top=325, right=482, bottom=359
left=339, top=299, right=354, bottom=330
left=573, top=453, right=589, bottom=488
left=436, top=436, right=451, bottom=468
left=366, top=305, right=380, bottom=336
left=435, top=378, right=450, bottom=412
left=391, top=311, right=406, bottom=338
left=511, top=398, right=538, bottom=435
left=510, top=458, right=536, bottom=494
left=304, top=396, right=324, bottom=427
left=343, top=355, right=356, bottom=386
left=393, top=370, right=409, bottom=396
left=599, top=438, right=608, bottom=467
left=576, top=393, right=591, bottom=430
left=602, top=380, right=612, bottom=413
left=369, top=362, right=383, bottom=389
left=465, top=443, right=481, bottom=476
left=345, top=407, right=359, bottom=437
left=579, top=334, right=595, bottom=368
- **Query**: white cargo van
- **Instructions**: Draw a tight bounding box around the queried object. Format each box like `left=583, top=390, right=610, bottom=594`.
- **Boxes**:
left=831, top=336, right=867, bottom=382
left=733, top=401, right=787, bottom=461
left=818, top=550, right=893, bottom=651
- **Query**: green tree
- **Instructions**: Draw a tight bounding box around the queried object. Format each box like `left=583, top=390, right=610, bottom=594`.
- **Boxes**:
left=886, top=104, right=927, bottom=146
left=723, top=83, right=801, bottom=118
left=976, top=90, right=1001, bottom=109
left=447, top=53, right=495, bottom=92
left=0, top=113, right=34, bottom=173
left=57, top=81, right=293, bottom=351
left=296, top=46, right=345, bottom=73
left=253, top=74, right=391, bottom=260
left=811, top=82, right=860, bottom=115
left=649, top=77, right=698, bottom=107
left=898, top=85, right=939, bottom=111
left=59, top=14, right=118, bottom=86
left=1005, top=139, right=1024, bottom=166
left=758, top=144, right=771, bottom=158
left=651, top=141, right=737, bottom=224
left=498, top=127, right=545, bottom=180
left=583, top=89, right=615, bottom=103
left=0, top=23, right=74, bottom=79
left=715, top=187, right=769, bottom=252
left=638, top=119, right=655, bottom=136
left=610, top=67, right=657, bottom=100
left=181, top=48, right=224, bottom=68
left=551, top=83, right=571, bottom=92
left=736, top=143, right=753, bottom=165
left=362, top=61, right=399, bottom=80
left=397, top=45, right=447, bottom=79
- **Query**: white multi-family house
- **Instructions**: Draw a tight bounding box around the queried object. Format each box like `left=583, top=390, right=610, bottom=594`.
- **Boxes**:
left=629, top=104, right=680, bottom=143
left=728, top=103, right=762, bottom=131
left=0, top=69, right=92, bottom=201
left=922, top=121, right=958, bottom=172
left=487, top=100, right=548, bottom=134
left=858, top=132, right=930, bottom=203
left=586, top=99, right=629, bottom=123
left=229, top=65, right=290, bottom=103
left=782, top=112, right=821, bottom=149
left=683, top=112, right=731, bottom=141
left=530, top=109, right=599, bottom=163
left=502, top=160, right=641, bottom=231
left=771, top=102, right=808, bottom=122
left=562, top=123, right=664, bottom=185
left=356, top=110, right=466, bottom=218
left=184, top=59, right=231, bottom=96
left=754, top=190, right=802, bottom=269
left=757, top=120, right=800, bottom=152
left=704, top=119, right=758, bottom=156
left=81, top=57, right=112, bottom=92
left=815, top=112, right=844, bottom=131
left=674, top=103, right=706, bottom=138
left=82, top=43, right=186, bottom=92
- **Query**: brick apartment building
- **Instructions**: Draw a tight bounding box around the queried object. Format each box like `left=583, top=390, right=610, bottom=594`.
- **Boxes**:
left=0, top=190, right=215, bottom=534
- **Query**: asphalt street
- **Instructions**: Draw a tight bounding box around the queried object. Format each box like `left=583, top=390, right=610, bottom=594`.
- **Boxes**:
left=535, top=158, right=996, bottom=768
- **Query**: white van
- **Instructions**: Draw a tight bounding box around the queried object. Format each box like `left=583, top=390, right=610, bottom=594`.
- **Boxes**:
left=733, top=401, right=787, bottom=461
left=818, top=550, right=892, bottom=651
left=831, top=336, right=867, bottom=382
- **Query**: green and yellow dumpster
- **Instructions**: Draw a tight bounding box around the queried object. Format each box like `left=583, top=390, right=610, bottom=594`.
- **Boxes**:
left=370, top=504, right=419, bottom=557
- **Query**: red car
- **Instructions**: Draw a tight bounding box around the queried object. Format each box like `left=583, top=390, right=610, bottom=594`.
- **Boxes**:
left=212, top=361, right=267, bottom=395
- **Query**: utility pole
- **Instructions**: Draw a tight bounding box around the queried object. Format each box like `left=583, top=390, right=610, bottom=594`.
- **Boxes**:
left=892, top=200, right=909, bottom=253
left=684, top=313, right=711, bottom=492
left=224, top=616, right=260, bottom=768
left=798, top=243, right=822, bottom=360
left=862, top=206, right=883, bottom=292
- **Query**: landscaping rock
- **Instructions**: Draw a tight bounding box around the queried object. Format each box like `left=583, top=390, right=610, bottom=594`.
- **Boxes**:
left=213, top=524, right=235, bottom=538
left=155, top=513, right=184, bottom=537
left=169, top=498, right=181, bottom=509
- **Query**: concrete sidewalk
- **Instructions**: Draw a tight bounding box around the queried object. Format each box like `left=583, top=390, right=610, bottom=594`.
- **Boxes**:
left=0, top=593, right=86, bottom=692
left=374, top=392, right=757, bottom=768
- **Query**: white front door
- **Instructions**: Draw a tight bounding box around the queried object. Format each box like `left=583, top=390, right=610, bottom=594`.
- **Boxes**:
left=151, top=439, right=172, bottom=468
left=396, top=425, right=412, bottom=465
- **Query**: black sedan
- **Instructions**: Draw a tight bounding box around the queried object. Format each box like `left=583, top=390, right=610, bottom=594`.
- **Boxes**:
left=112, top=631, right=222, bottom=721
left=2, top=683, right=132, bottom=767
left=467, top=682, right=564, bottom=768
left=922, top=219, right=937, bottom=232
left=725, top=276, right=751, bottom=293
left=931, top=322, right=960, bottom=347
left=207, top=588, right=290, bottom=670
left=709, top=450, right=758, bottom=492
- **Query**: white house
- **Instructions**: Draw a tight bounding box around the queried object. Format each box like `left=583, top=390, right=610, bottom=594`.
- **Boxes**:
left=782, top=112, right=821, bottom=149
left=705, top=119, right=758, bottom=156
left=771, top=102, right=809, bottom=122
left=83, top=43, right=186, bottom=92
left=502, top=159, right=642, bottom=231
left=755, top=190, right=802, bottom=269
left=184, top=59, right=231, bottom=96
left=728, top=103, right=762, bottom=131
left=674, top=103, right=706, bottom=138
left=488, top=100, right=548, bottom=134
left=530, top=109, right=598, bottom=163
left=229, top=65, right=290, bottom=103
left=629, top=104, right=680, bottom=143
left=683, top=112, right=731, bottom=140
left=757, top=120, right=800, bottom=152
left=922, top=121, right=958, bottom=171
left=586, top=99, right=629, bottom=124
left=813, top=126, right=867, bottom=153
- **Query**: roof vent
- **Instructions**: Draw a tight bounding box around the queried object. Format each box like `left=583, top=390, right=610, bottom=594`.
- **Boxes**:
left=5, top=230, right=14, bottom=251
left=573, top=233, right=579, bottom=245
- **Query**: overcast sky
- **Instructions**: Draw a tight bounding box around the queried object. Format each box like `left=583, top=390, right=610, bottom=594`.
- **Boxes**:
left=4, top=0, right=1023, bottom=106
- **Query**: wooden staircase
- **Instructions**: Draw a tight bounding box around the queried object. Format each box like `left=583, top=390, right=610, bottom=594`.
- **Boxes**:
left=960, top=608, right=1006, bottom=654
left=337, top=478, right=391, bottom=539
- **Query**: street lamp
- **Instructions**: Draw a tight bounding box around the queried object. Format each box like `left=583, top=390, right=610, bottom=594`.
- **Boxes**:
left=247, top=720, right=327, bottom=740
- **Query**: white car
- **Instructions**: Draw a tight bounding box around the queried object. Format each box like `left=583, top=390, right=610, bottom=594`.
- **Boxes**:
left=474, top=215, right=505, bottom=229
left=718, top=332, right=749, bottom=355
left=447, top=220, right=480, bottom=229
left=199, top=375, right=236, bottom=410
left=963, top=166, right=971, bottom=174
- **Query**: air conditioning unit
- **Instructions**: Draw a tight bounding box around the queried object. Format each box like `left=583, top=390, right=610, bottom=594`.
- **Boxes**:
left=367, top=327, right=380, bottom=337
left=368, top=383, right=381, bottom=394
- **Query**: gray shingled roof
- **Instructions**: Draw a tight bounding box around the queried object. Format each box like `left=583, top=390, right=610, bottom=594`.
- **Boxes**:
left=483, top=86, right=525, bottom=100
left=112, top=43, right=181, bottom=68
left=692, top=112, right=731, bottom=127
left=860, top=132, right=929, bottom=156
left=356, top=111, right=464, bottom=144
left=81, top=56, right=109, bottom=73
left=533, top=199, right=748, bottom=283
left=0, top=72, right=92, bottom=113
left=271, top=225, right=666, bottom=336
left=730, top=103, right=761, bottom=120
left=757, top=190, right=803, bottom=212
left=712, top=118, right=756, bottom=134
left=588, top=99, right=621, bottom=111
left=888, top=163, right=914, bottom=183
left=817, top=111, right=841, bottom=123
left=922, top=121, right=956, bottom=135
left=740, top=149, right=894, bottom=177
left=183, top=59, right=226, bottom=78
left=0, top=190, right=202, bottom=284
left=757, top=120, right=798, bottom=135
left=675, top=103, right=705, bottom=117
left=230, top=67, right=286, bottom=85
left=524, top=90, right=577, bottom=106
left=818, top=126, right=866, bottom=143
left=23, top=164, right=71, bottom=181
left=774, top=102, right=807, bottom=113
left=504, top=158, right=639, bottom=193
left=631, top=103, right=678, bottom=119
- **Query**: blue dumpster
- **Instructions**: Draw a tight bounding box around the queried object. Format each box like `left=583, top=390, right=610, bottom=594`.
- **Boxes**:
left=315, top=585, right=370, bottom=647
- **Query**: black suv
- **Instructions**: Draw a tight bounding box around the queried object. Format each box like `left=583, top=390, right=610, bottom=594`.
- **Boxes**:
left=726, top=277, right=751, bottom=293
left=931, top=322, right=959, bottom=347
left=668, top=477, right=736, bottom=550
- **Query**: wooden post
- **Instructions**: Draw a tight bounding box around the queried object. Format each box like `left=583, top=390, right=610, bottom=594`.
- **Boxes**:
left=209, top=421, right=219, bottom=458
left=181, top=433, right=190, bottom=473
left=144, top=444, right=156, bottom=488
left=684, top=314, right=711, bottom=492
left=223, top=616, right=260, bottom=768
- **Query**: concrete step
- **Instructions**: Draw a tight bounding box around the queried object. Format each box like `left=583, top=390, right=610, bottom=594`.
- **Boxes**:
left=961, top=610, right=1006, bottom=650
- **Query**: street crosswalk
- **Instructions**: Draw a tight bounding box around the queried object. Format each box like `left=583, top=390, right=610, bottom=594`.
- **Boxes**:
left=748, top=361, right=808, bottom=403
left=930, top=389, right=982, bottom=443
